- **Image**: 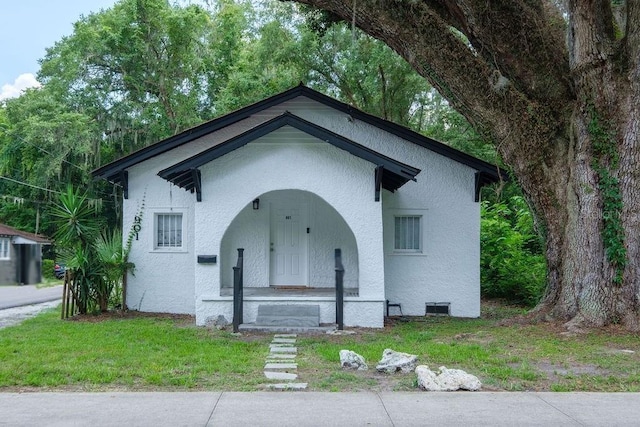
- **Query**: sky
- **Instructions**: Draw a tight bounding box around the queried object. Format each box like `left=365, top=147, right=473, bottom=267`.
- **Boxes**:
left=0, top=0, right=119, bottom=101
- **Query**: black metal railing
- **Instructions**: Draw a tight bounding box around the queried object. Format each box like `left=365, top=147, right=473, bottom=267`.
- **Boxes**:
left=335, top=248, right=344, bottom=330
left=232, top=248, right=244, bottom=332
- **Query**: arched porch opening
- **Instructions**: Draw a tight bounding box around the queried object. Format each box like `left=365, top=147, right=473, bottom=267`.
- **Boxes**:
left=219, top=189, right=359, bottom=296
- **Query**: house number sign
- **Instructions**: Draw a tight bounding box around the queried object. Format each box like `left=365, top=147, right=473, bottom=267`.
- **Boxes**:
left=133, top=216, right=142, bottom=240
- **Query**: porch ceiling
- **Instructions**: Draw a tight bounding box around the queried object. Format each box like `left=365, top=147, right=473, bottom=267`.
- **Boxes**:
left=157, top=112, right=421, bottom=194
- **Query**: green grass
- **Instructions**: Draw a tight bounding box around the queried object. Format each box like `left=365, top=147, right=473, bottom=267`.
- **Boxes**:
left=35, top=278, right=64, bottom=288
left=1, top=301, right=639, bottom=392
left=0, top=308, right=269, bottom=390
left=297, top=303, right=640, bottom=392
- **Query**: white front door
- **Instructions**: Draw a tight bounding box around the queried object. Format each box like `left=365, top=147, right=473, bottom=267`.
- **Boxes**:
left=270, top=201, right=308, bottom=286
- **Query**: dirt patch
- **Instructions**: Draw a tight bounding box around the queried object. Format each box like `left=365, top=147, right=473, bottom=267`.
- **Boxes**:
left=66, top=310, right=194, bottom=325
left=533, top=361, right=609, bottom=378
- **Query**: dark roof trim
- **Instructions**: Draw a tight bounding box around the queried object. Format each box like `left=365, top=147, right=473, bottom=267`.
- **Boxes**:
left=158, top=112, right=421, bottom=193
left=307, top=93, right=507, bottom=182
left=93, top=83, right=506, bottom=185
left=92, top=85, right=316, bottom=184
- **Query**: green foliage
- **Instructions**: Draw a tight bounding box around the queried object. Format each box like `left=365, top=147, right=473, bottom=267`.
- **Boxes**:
left=420, top=91, right=498, bottom=163
left=39, top=0, right=216, bottom=141
left=42, top=259, right=56, bottom=281
left=1, top=87, right=96, bottom=188
left=588, top=109, right=626, bottom=284
left=94, top=229, right=128, bottom=310
left=303, top=22, right=432, bottom=128
left=481, top=196, right=546, bottom=306
left=215, top=18, right=309, bottom=112
left=50, top=186, right=129, bottom=313
left=50, top=186, right=103, bottom=247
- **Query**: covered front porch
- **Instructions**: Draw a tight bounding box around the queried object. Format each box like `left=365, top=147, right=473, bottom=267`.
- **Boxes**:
left=218, top=190, right=360, bottom=293
left=190, top=135, right=394, bottom=328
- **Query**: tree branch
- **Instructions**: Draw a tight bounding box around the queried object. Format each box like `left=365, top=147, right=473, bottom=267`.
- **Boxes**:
left=291, top=0, right=564, bottom=157
left=427, top=0, right=573, bottom=107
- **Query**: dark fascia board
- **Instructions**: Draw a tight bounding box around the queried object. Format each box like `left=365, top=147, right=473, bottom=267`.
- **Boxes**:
left=297, top=88, right=507, bottom=181
left=92, top=85, right=313, bottom=182
left=158, top=112, right=421, bottom=192
left=93, top=83, right=506, bottom=184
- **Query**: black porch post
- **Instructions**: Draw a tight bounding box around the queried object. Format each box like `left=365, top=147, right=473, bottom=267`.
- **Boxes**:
left=335, top=248, right=344, bottom=330
left=233, top=248, right=244, bottom=333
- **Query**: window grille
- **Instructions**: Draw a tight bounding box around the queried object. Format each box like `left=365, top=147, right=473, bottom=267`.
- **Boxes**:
left=394, top=216, right=421, bottom=251
left=156, top=214, right=183, bottom=248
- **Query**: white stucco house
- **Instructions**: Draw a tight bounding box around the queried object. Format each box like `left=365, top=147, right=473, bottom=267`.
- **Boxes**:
left=93, top=84, right=502, bottom=328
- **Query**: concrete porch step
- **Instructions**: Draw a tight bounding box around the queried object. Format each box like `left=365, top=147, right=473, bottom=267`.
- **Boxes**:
left=254, top=304, right=320, bottom=327
left=238, top=324, right=334, bottom=334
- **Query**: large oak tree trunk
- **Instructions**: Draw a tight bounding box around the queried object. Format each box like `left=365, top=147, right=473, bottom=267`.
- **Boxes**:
left=291, top=0, right=640, bottom=329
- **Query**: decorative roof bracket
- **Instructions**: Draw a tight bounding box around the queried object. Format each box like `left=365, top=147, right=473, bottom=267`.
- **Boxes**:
left=192, top=169, right=202, bottom=202
left=120, top=170, right=129, bottom=199
left=375, top=165, right=384, bottom=202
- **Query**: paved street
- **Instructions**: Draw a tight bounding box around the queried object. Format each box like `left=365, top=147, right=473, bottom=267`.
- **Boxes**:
left=0, top=284, right=62, bottom=328
left=0, top=284, right=62, bottom=310
left=1, top=391, right=640, bottom=426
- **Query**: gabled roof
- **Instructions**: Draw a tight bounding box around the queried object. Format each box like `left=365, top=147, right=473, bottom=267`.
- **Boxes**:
left=0, top=223, right=50, bottom=244
left=92, top=84, right=506, bottom=186
left=158, top=112, right=421, bottom=193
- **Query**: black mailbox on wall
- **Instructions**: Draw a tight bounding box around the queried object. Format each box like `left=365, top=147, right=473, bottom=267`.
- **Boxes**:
left=197, top=255, right=217, bottom=264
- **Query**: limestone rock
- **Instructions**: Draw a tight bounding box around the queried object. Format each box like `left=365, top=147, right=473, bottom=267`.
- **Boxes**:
left=416, top=365, right=482, bottom=391
left=340, top=350, right=368, bottom=371
left=206, top=315, right=229, bottom=330
left=376, top=349, right=418, bottom=373
left=415, top=365, right=439, bottom=390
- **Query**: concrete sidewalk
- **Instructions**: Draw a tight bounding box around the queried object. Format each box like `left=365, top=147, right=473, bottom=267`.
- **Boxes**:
left=0, top=392, right=639, bottom=426
left=0, top=284, right=62, bottom=310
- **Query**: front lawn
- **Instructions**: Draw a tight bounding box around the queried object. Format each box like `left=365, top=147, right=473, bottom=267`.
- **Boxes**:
left=0, top=310, right=268, bottom=391
left=1, top=302, right=639, bottom=392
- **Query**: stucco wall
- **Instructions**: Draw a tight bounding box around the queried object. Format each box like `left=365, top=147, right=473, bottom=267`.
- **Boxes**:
left=123, top=156, right=197, bottom=315
left=194, top=134, right=385, bottom=326
left=273, top=98, right=481, bottom=317
left=122, top=94, right=481, bottom=323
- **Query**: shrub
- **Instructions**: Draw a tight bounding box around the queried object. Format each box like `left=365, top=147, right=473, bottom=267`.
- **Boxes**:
left=42, top=259, right=55, bottom=280
left=50, top=186, right=133, bottom=313
left=481, top=196, right=547, bottom=306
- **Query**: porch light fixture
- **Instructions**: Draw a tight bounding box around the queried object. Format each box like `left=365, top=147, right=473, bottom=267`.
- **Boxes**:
left=252, top=198, right=260, bottom=210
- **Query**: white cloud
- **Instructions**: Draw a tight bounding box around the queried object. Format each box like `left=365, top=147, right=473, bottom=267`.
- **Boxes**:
left=0, top=73, right=42, bottom=101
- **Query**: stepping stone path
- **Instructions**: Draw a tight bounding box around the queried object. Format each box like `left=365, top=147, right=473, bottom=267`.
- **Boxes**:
left=263, top=334, right=307, bottom=390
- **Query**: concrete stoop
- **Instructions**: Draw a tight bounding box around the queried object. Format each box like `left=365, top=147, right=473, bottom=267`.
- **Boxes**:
left=238, top=324, right=334, bottom=333
left=255, top=304, right=320, bottom=327
left=243, top=304, right=334, bottom=333
left=262, top=334, right=307, bottom=391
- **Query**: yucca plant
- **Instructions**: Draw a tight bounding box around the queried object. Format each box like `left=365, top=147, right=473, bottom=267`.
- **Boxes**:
left=51, top=185, right=132, bottom=313
left=50, top=186, right=102, bottom=248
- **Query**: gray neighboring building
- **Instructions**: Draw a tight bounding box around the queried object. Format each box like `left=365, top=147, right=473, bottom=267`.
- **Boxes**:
left=0, top=223, right=50, bottom=286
